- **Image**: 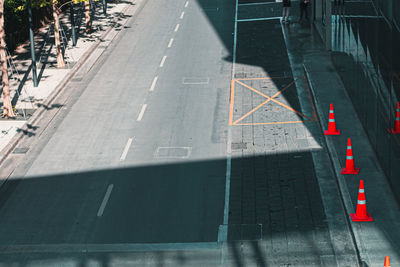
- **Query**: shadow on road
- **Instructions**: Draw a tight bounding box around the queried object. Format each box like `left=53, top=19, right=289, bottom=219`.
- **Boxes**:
left=0, top=150, right=355, bottom=266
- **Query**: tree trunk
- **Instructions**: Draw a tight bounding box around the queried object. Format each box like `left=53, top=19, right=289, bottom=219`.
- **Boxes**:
left=85, top=0, right=91, bottom=33
left=53, top=1, right=65, bottom=68
left=0, top=0, right=15, bottom=118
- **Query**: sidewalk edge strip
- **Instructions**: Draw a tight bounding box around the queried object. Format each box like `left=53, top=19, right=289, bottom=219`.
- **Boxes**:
left=303, top=63, right=365, bottom=267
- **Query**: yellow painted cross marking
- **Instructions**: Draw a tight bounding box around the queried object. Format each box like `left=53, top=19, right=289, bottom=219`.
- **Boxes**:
left=229, top=77, right=316, bottom=126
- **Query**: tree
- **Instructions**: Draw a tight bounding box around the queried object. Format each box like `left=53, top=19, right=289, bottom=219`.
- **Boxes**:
left=84, top=0, right=91, bottom=33
left=0, top=0, right=15, bottom=117
left=52, top=0, right=64, bottom=68
left=15, top=0, right=92, bottom=68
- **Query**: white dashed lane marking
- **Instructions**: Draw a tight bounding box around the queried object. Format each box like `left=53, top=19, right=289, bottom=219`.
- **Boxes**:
left=137, top=104, right=147, bottom=121
left=174, top=24, right=180, bottom=32
left=180, top=11, right=185, bottom=19
left=97, top=184, right=114, bottom=217
left=160, top=56, right=167, bottom=67
left=120, top=137, right=133, bottom=161
left=150, top=76, right=158, bottom=91
left=168, top=38, right=174, bottom=48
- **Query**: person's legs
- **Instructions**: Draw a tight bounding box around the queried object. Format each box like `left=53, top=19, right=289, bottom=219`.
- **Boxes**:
left=299, top=4, right=304, bottom=20
left=282, top=7, right=288, bottom=22
left=304, top=4, right=308, bottom=20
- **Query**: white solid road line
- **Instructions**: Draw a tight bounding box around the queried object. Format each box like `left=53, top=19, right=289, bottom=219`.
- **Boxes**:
left=238, top=17, right=281, bottom=22
left=150, top=76, right=158, bottom=91
left=185, top=1, right=189, bottom=7
left=120, top=137, right=133, bottom=161
left=137, top=104, right=147, bottom=121
left=238, top=2, right=274, bottom=6
left=174, top=24, right=180, bottom=32
left=180, top=11, right=185, bottom=19
left=168, top=38, right=174, bottom=48
left=221, top=1, right=238, bottom=266
left=0, top=242, right=220, bottom=253
left=97, top=184, right=114, bottom=217
left=160, top=56, right=167, bottom=67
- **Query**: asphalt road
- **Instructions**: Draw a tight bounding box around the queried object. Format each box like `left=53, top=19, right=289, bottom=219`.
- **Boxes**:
left=0, top=0, right=235, bottom=265
left=0, top=0, right=364, bottom=266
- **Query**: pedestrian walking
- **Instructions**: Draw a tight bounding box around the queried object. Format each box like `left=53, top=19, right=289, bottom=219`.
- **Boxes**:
left=299, top=0, right=309, bottom=22
left=282, top=0, right=291, bottom=24
left=334, top=0, right=345, bottom=16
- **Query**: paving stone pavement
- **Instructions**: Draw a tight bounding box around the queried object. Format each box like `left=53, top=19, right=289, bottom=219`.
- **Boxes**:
left=227, top=15, right=359, bottom=266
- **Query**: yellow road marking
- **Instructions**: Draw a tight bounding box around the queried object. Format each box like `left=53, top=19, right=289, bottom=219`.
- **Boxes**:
left=233, top=79, right=294, bottom=124
left=229, top=79, right=235, bottom=125
left=229, top=77, right=315, bottom=126
left=234, top=79, right=312, bottom=122
left=233, top=98, right=270, bottom=125
left=235, top=120, right=305, bottom=126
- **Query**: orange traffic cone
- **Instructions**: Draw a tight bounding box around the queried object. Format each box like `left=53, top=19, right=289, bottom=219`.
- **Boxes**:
left=341, top=138, right=360, bottom=174
left=324, top=103, right=340, bottom=135
left=384, top=256, right=390, bottom=267
left=390, top=102, right=400, bottom=134
left=350, top=180, right=373, bottom=222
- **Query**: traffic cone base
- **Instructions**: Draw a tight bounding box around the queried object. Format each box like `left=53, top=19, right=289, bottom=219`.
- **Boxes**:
left=389, top=128, right=400, bottom=134
left=389, top=102, right=400, bottom=134
left=324, top=129, right=341, bottom=135
left=350, top=212, right=373, bottom=222
left=341, top=167, right=360, bottom=174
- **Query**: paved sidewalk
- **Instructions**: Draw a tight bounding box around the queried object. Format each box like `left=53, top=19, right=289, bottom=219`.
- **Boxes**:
left=226, top=18, right=358, bottom=266
left=0, top=0, right=137, bottom=153
left=298, top=27, right=400, bottom=266
left=226, top=12, right=400, bottom=266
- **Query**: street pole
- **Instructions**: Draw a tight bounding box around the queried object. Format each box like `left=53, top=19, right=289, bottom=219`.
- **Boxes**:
left=70, top=2, right=77, bottom=46
left=27, top=0, right=38, bottom=87
left=325, top=0, right=332, bottom=50
left=90, top=0, right=95, bottom=19
left=102, top=0, right=107, bottom=15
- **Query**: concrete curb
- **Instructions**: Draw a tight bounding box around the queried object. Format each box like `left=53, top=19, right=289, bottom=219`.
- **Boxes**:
left=303, top=63, right=369, bottom=266
left=0, top=0, right=147, bottom=181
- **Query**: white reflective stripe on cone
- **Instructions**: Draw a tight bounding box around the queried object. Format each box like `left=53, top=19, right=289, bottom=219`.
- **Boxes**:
left=346, top=156, right=354, bottom=159
left=359, top=189, right=365, bottom=193
left=347, top=146, right=352, bottom=149
left=329, top=119, right=335, bottom=122
left=358, top=200, right=366, bottom=204
left=329, top=110, right=334, bottom=113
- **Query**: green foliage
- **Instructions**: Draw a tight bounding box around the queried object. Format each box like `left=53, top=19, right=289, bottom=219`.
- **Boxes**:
left=13, top=0, right=88, bottom=12
left=3, top=0, right=90, bottom=52
left=4, top=0, right=30, bottom=51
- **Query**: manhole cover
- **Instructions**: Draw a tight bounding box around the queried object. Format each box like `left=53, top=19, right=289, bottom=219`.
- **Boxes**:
left=231, top=142, right=247, bottom=150
left=228, top=224, right=263, bottom=241
left=154, top=147, right=192, bottom=158
left=235, top=73, right=247, bottom=79
left=182, top=77, right=210, bottom=84
left=13, top=147, right=29, bottom=154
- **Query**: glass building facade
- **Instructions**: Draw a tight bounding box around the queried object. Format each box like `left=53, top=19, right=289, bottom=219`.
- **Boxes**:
left=314, top=0, right=400, bottom=200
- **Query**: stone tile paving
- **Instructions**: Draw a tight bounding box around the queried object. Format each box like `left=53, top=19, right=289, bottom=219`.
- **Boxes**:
left=227, top=16, right=358, bottom=266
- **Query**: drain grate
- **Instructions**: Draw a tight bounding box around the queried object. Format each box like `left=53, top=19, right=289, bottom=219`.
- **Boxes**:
left=154, top=147, right=192, bottom=158
left=231, top=142, right=247, bottom=150
left=13, top=147, right=29, bottom=154
left=182, top=77, right=210, bottom=85
left=228, top=224, right=263, bottom=241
